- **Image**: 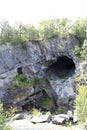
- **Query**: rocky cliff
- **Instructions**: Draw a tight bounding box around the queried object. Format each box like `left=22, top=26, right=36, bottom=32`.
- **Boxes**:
left=0, top=37, right=80, bottom=111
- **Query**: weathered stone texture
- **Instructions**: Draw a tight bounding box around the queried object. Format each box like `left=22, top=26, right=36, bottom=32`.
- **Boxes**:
left=0, top=37, right=80, bottom=110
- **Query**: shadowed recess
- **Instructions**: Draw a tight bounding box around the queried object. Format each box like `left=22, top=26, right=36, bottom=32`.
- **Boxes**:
left=46, top=56, right=75, bottom=79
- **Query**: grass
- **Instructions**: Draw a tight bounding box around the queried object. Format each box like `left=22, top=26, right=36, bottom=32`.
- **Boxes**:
left=14, top=74, right=33, bottom=88
left=40, top=97, right=51, bottom=108
left=52, top=108, right=67, bottom=115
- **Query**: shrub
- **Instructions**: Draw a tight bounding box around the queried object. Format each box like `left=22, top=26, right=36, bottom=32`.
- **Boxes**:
left=6, top=106, right=17, bottom=120
left=0, top=102, right=12, bottom=130
left=15, top=74, right=27, bottom=82
left=32, top=108, right=42, bottom=116
left=14, top=74, right=33, bottom=88
left=40, top=97, right=51, bottom=108
left=80, top=40, right=87, bottom=60
left=74, top=45, right=81, bottom=58
left=75, top=85, right=87, bottom=122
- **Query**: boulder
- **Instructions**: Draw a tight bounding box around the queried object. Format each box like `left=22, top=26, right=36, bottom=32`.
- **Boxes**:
left=52, top=114, right=69, bottom=124
left=12, top=113, right=27, bottom=121
left=52, top=116, right=65, bottom=125
left=31, top=115, right=51, bottom=123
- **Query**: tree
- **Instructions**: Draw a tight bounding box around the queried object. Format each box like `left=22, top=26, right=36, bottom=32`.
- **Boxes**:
left=22, top=24, right=39, bottom=41
left=71, top=18, right=87, bottom=43
left=0, top=21, right=13, bottom=44
left=58, top=17, right=71, bottom=39
left=39, top=19, right=58, bottom=40
left=12, top=22, right=25, bottom=44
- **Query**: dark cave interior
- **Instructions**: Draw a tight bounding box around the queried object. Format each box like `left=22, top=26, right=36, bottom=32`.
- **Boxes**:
left=46, top=56, right=75, bottom=79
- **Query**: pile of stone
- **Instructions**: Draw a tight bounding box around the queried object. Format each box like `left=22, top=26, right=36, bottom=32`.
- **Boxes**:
left=11, top=110, right=78, bottom=126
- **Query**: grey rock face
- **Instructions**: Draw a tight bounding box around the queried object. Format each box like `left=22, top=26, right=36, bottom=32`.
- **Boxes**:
left=0, top=37, right=80, bottom=109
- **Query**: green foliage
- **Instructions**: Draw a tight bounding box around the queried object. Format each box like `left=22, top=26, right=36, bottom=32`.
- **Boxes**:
left=6, top=106, right=17, bottom=120
left=75, top=85, right=87, bottom=122
left=0, top=102, right=12, bottom=130
left=58, top=17, right=71, bottom=39
left=0, top=17, right=87, bottom=46
left=0, top=21, right=13, bottom=45
left=52, top=108, right=66, bottom=115
left=74, top=45, right=81, bottom=58
left=14, top=75, right=48, bottom=90
left=80, top=40, right=87, bottom=60
left=14, top=74, right=33, bottom=88
left=32, top=108, right=42, bottom=116
left=33, top=76, right=48, bottom=90
left=40, top=97, right=51, bottom=108
left=71, top=18, right=87, bottom=43
left=38, top=77, right=47, bottom=90
left=15, top=74, right=27, bottom=82
left=22, top=24, right=39, bottom=41
left=0, top=103, right=6, bottom=128
left=75, top=74, right=83, bottom=83
left=39, top=19, right=58, bottom=40
left=74, top=39, right=87, bottom=60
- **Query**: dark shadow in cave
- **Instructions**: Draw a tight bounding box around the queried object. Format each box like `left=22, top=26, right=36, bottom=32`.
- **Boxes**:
left=46, top=56, right=75, bottom=79
left=17, top=67, right=23, bottom=75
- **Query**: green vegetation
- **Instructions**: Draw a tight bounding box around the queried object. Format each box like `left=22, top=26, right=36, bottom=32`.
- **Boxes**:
left=52, top=108, right=67, bottom=115
left=38, top=76, right=47, bottom=90
left=40, top=97, right=51, bottom=108
left=74, top=39, right=87, bottom=60
left=80, top=39, right=87, bottom=60
left=33, top=76, right=48, bottom=90
left=0, top=18, right=87, bottom=60
left=75, top=85, right=87, bottom=122
left=14, top=74, right=33, bottom=88
left=75, top=74, right=83, bottom=83
left=71, top=18, right=87, bottom=43
left=14, top=75, right=47, bottom=90
left=32, top=108, right=42, bottom=116
left=0, top=17, right=87, bottom=45
left=6, top=106, right=17, bottom=120
left=0, top=102, right=12, bottom=130
left=74, top=45, right=81, bottom=58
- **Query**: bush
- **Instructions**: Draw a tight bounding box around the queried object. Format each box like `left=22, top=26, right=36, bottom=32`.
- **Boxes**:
left=74, top=45, right=81, bottom=58
left=0, top=102, right=12, bottom=130
left=32, top=108, right=42, bottom=116
left=40, top=97, right=51, bottom=108
left=75, top=85, right=87, bottom=122
left=14, top=74, right=33, bottom=88
left=6, top=106, right=17, bottom=120
left=51, top=108, right=66, bottom=115
left=80, top=40, right=87, bottom=60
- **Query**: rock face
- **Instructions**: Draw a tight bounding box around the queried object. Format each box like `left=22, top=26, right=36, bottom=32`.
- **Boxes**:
left=0, top=37, right=80, bottom=110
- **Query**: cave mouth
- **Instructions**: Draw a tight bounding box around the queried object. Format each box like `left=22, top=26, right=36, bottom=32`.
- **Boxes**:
left=46, top=56, right=76, bottom=79
left=17, top=67, right=23, bottom=75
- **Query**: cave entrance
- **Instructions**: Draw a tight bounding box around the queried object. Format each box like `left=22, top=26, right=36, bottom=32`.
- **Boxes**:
left=17, top=67, right=23, bottom=75
left=46, top=56, right=75, bottom=79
